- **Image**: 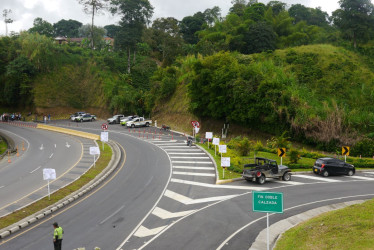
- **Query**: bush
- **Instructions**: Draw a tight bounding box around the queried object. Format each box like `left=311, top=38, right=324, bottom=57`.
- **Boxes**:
left=227, top=136, right=251, bottom=156
left=289, top=149, right=300, bottom=164
left=351, top=138, right=374, bottom=157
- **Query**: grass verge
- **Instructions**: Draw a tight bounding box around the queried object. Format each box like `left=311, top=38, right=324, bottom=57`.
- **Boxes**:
left=0, top=139, right=6, bottom=155
left=198, top=143, right=242, bottom=180
left=274, top=199, right=374, bottom=250
left=0, top=141, right=112, bottom=229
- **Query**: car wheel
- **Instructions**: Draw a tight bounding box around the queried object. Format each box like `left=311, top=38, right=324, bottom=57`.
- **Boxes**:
left=145, top=122, right=149, bottom=127
left=80, top=119, right=83, bottom=122
left=322, top=170, right=329, bottom=177
left=256, top=175, right=266, bottom=185
left=282, top=172, right=291, bottom=181
left=131, top=124, right=135, bottom=128
left=347, top=170, right=354, bottom=176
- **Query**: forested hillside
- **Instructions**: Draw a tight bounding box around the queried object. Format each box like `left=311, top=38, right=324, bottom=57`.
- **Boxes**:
left=1, top=0, right=374, bottom=150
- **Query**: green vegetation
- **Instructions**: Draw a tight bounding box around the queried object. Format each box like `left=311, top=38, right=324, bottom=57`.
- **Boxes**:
left=0, top=142, right=112, bottom=229
left=275, top=199, right=374, bottom=250
left=0, top=139, right=7, bottom=155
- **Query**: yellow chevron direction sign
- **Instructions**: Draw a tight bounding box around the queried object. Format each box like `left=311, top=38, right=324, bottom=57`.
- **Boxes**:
left=342, top=146, right=350, bottom=156
left=278, top=148, right=286, bottom=157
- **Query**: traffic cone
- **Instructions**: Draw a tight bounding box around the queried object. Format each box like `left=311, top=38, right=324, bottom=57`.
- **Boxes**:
left=16, top=146, right=19, bottom=157
left=8, top=151, right=11, bottom=163
left=22, top=141, right=25, bottom=151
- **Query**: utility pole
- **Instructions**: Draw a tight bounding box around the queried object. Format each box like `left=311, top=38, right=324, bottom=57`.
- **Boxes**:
left=3, top=9, right=13, bottom=36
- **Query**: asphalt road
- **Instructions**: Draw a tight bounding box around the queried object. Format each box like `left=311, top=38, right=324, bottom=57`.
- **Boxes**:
left=0, top=123, right=82, bottom=215
left=1, top=120, right=374, bottom=250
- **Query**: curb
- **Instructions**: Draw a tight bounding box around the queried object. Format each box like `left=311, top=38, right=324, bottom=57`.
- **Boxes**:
left=250, top=200, right=366, bottom=250
left=0, top=140, right=121, bottom=240
left=37, top=124, right=100, bottom=140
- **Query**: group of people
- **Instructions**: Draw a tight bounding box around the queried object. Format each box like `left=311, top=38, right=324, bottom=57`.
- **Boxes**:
left=0, top=113, right=22, bottom=122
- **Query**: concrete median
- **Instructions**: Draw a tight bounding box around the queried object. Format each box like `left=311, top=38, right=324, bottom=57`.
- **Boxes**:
left=37, top=124, right=100, bottom=140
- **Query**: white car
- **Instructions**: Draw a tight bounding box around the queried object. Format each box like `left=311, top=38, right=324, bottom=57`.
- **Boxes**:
left=107, top=115, right=125, bottom=124
left=126, top=117, right=152, bottom=128
left=70, top=112, right=86, bottom=121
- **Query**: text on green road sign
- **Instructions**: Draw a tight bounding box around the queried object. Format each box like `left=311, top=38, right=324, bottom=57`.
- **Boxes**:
left=252, top=191, right=283, bottom=213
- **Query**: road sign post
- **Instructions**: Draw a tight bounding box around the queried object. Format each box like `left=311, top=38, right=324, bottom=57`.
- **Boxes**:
left=101, top=123, right=108, bottom=130
left=206, top=132, right=213, bottom=149
left=101, top=131, right=109, bottom=151
left=213, top=138, right=220, bottom=156
left=221, top=157, right=230, bottom=179
left=278, top=148, right=286, bottom=165
left=43, top=168, right=56, bottom=200
left=342, top=146, right=350, bottom=162
left=252, top=191, right=284, bottom=250
left=90, top=146, right=100, bottom=167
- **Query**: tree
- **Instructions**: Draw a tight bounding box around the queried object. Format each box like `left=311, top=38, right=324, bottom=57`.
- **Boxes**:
left=267, top=1, right=286, bottom=16
left=229, top=0, right=247, bottom=16
left=78, top=24, right=106, bottom=48
left=54, top=19, right=82, bottom=37
left=104, top=24, right=121, bottom=38
left=78, top=0, right=109, bottom=48
left=151, top=17, right=184, bottom=65
left=180, top=13, right=205, bottom=44
left=332, top=0, right=374, bottom=48
left=110, top=0, right=154, bottom=73
left=242, top=21, right=277, bottom=54
left=3, top=9, right=13, bottom=36
left=203, top=6, right=221, bottom=26
left=29, top=18, right=54, bottom=37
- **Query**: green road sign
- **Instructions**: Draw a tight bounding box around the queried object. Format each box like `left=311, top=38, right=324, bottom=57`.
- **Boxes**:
left=252, top=191, right=283, bottom=213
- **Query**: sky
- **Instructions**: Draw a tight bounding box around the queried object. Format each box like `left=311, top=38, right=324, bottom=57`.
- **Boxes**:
left=0, top=0, right=341, bottom=36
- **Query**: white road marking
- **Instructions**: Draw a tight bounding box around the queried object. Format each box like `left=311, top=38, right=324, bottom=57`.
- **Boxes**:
left=293, top=174, right=341, bottom=182
left=0, top=186, right=4, bottom=189
left=273, top=180, right=303, bottom=185
left=54, top=144, right=56, bottom=148
left=164, top=149, right=200, bottom=152
left=348, top=175, right=374, bottom=181
left=363, top=172, right=374, bottom=175
left=152, top=207, right=196, bottom=219
left=173, top=166, right=214, bottom=170
left=164, top=190, right=238, bottom=205
left=134, top=225, right=167, bottom=238
left=99, top=205, right=125, bottom=225
left=173, top=171, right=215, bottom=177
left=29, top=166, right=41, bottom=174
left=49, top=153, right=54, bottom=159
left=66, top=142, right=71, bottom=148
left=39, top=144, right=44, bottom=150
left=171, top=178, right=268, bottom=190
left=172, top=161, right=212, bottom=164
left=151, top=140, right=177, bottom=143
left=160, top=146, right=193, bottom=148
left=170, top=156, right=210, bottom=159
left=168, top=153, right=206, bottom=155
left=153, top=143, right=186, bottom=146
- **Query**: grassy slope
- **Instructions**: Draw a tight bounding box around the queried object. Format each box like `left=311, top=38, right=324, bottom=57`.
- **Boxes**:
left=153, top=44, right=374, bottom=141
left=275, top=199, right=374, bottom=250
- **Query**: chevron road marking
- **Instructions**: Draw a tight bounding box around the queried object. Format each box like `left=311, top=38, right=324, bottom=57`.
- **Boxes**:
left=134, top=225, right=167, bottom=238
left=152, top=207, right=196, bottom=219
left=170, top=156, right=210, bottom=159
left=171, top=178, right=269, bottom=190
left=173, top=166, right=215, bottom=170
left=168, top=153, right=206, bottom=155
left=172, top=161, right=212, bottom=164
left=152, top=140, right=177, bottom=143
left=173, top=171, right=215, bottom=177
left=164, top=190, right=238, bottom=205
left=153, top=143, right=186, bottom=146
left=363, top=172, right=374, bottom=175
left=160, top=146, right=193, bottom=148
left=293, top=175, right=341, bottom=182
left=348, top=175, right=374, bottom=181
left=272, top=180, right=303, bottom=185
left=164, top=149, right=200, bottom=152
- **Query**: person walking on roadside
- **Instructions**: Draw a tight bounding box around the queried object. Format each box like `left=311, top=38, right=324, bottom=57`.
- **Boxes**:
left=53, top=222, right=63, bottom=250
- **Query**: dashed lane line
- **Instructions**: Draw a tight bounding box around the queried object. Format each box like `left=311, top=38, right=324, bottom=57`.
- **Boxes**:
left=29, top=166, right=41, bottom=174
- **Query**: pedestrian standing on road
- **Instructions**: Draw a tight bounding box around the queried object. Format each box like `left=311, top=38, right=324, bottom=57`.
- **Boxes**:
left=53, top=222, right=63, bottom=250
left=48, top=113, right=51, bottom=121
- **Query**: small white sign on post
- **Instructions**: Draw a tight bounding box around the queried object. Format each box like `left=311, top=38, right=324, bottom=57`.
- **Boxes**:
left=219, top=145, right=227, bottom=154
left=195, top=127, right=200, bottom=134
left=101, top=132, right=108, bottom=151
left=221, top=157, right=230, bottom=179
left=90, top=146, right=100, bottom=167
left=43, top=168, right=56, bottom=200
left=213, top=138, right=220, bottom=156
left=206, top=132, right=213, bottom=149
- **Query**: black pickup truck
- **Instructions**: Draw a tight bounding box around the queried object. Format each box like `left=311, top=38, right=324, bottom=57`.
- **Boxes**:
left=242, top=157, right=292, bottom=184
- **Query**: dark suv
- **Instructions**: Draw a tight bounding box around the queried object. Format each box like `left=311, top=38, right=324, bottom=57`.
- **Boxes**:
left=313, top=158, right=355, bottom=177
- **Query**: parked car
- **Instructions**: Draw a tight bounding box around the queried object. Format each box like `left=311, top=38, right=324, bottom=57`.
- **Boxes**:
left=242, top=157, right=292, bottom=185
left=313, top=157, right=355, bottom=177
left=107, top=115, right=125, bottom=124
left=76, top=113, right=95, bottom=122
left=126, top=117, right=152, bottom=128
left=120, top=115, right=138, bottom=126
left=70, top=112, right=86, bottom=121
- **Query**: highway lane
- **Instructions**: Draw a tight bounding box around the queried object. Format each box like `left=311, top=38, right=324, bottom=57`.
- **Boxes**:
left=0, top=124, right=82, bottom=214
left=0, top=127, right=171, bottom=249
left=2, top=121, right=374, bottom=249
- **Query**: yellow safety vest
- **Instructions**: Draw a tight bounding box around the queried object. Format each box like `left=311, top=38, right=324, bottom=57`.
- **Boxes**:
left=54, top=227, right=63, bottom=240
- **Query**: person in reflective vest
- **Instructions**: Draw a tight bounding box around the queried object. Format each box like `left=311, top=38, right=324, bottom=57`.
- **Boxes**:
left=53, top=222, right=63, bottom=250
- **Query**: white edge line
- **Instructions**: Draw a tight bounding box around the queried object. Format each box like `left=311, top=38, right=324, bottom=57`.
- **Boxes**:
left=0, top=128, right=31, bottom=151
left=115, top=133, right=173, bottom=250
